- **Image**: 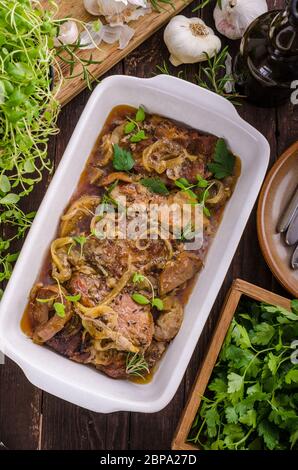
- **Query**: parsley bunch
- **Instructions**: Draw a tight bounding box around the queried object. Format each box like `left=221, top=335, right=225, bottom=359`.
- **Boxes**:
left=189, top=299, right=298, bottom=450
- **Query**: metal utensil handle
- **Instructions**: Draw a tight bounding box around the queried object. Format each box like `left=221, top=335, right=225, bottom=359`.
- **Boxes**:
left=290, top=0, right=298, bottom=25
left=291, top=244, right=298, bottom=269
left=277, top=185, right=298, bottom=233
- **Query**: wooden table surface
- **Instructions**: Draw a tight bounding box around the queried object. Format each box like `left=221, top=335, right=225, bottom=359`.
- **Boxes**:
left=0, top=0, right=296, bottom=450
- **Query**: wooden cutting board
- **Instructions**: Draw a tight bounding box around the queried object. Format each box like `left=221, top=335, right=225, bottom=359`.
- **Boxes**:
left=46, top=1, right=194, bottom=105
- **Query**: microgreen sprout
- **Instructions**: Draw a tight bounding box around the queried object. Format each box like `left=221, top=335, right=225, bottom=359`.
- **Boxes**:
left=124, top=107, right=148, bottom=143
left=0, top=0, right=102, bottom=286
left=174, top=176, right=215, bottom=218
left=132, top=272, right=164, bottom=311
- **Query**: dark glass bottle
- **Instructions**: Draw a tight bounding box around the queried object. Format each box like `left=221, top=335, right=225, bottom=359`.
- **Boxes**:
left=233, top=0, right=298, bottom=107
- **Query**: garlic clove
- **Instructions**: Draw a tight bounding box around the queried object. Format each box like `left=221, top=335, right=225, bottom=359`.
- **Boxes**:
left=84, top=0, right=101, bottom=16
left=164, top=16, right=221, bottom=66
left=54, top=20, right=79, bottom=46
left=213, top=0, right=268, bottom=40
left=79, top=21, right=134, bottom=50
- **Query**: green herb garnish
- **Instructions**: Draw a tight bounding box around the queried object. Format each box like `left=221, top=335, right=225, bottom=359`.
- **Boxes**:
left=112, top=144, right=135, bottom=172
left=124, top=107, right=148, bottom=142
left=36, top=297, right=56, bottom=304
left=131, top=293, right=151, bottom=305
left=130, top=130, right=148, bottom=143
left=135, top=106, right=146, bottom=122
left=132, top=272, right=164, bottom=311
left=189, top=299, right=298, bottom=450
left=174, top=176, right=214, bottom=218
left=73, top=235, right=87, bottom=258
left=140, top=177, right=169, bottom=195
left=126, top=352, right=150, bottom=379
left=53, top=302, right=66, bottom=318
left=208, top=138, right=235, bottom=179
left=65, top=293, right=81, bottom=303
left=124, top=121, right=136, bottom=134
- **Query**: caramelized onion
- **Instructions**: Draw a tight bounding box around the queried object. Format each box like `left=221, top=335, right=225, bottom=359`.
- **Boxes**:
left=51, top=237, right=74, bottom=282
left=142, top=140, right=184, bottom=174
left=206, top=180, right=226, bottom=206
left=60, top=195, right=100, bottom=237
left=76, top=303, right=115, bottom=319
left=29, top=284, right=73, bottom=343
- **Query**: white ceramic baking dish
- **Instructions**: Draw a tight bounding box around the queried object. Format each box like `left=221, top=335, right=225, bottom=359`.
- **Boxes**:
left=0, top=75, right=270, bottom=413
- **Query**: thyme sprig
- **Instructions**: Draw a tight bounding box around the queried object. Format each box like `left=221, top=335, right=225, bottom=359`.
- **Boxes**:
left=192, top=0, right=222, bottom=12
left=150, top=0, right=175, bottom=12
left=196, top=47, right=244, bottom=104
left=126, top=352, right=150, bottom=378
left=156, top=47, right=244, bottom=105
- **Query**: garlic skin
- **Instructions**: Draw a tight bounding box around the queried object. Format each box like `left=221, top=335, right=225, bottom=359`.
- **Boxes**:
left=54, top=21, right=79, bottom=46
left=164, top=16, right=221, bottom=66
left=97, top=0, right=149, bottom=25
left=214, top=0, right=268, bottom=40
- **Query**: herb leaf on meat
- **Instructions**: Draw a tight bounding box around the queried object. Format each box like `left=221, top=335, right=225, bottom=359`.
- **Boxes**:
left=131, top=293, right=151, bottom=305
left=130, top=130, right=148, bottom=143
left=54, top=302, right=66, bottom=318
left=112, top=145, right=135, bottom=171
left=141, top=177, right=169, bottom=195
left=135, top=106, right=146, bottom=122
left=208, top=138, right=235, bottom=179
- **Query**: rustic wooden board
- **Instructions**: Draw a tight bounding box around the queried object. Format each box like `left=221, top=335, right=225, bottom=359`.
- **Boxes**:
left=47, top=0, right=194, bottom=105
left=172, top=279, right=292, bottom=451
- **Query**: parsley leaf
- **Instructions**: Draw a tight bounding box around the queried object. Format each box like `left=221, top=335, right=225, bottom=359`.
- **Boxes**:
left=285, top=369, right=298, bottom=384
left=208, top=138, right=235, bottom=179
left=140, top=177, right=169, bottom=195
left=225, top=407, right=238, bottom=424
left=258, top=420, right=279, bottom=450
left=205, top=408, right=220, bottom=438
left=112, top=144, right=135, bottom=172
left=227, top=372, right=244, bottom=393
left=250, top=322, right=275, bottom=346
left=291, top=299, right=298, bottom=314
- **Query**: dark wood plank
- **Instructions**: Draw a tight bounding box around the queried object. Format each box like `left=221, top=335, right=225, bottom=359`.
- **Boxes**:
left=0, top=359, right=42, bottom=450
left=0, top=105, right=56, bottom=450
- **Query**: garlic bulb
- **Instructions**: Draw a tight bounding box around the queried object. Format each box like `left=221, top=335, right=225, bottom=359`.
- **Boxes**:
left=214, top=0, right=268, bottom=40
left=54, top=21, right=79, bottom=46
left=164, top=16, right=221, bottom=66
